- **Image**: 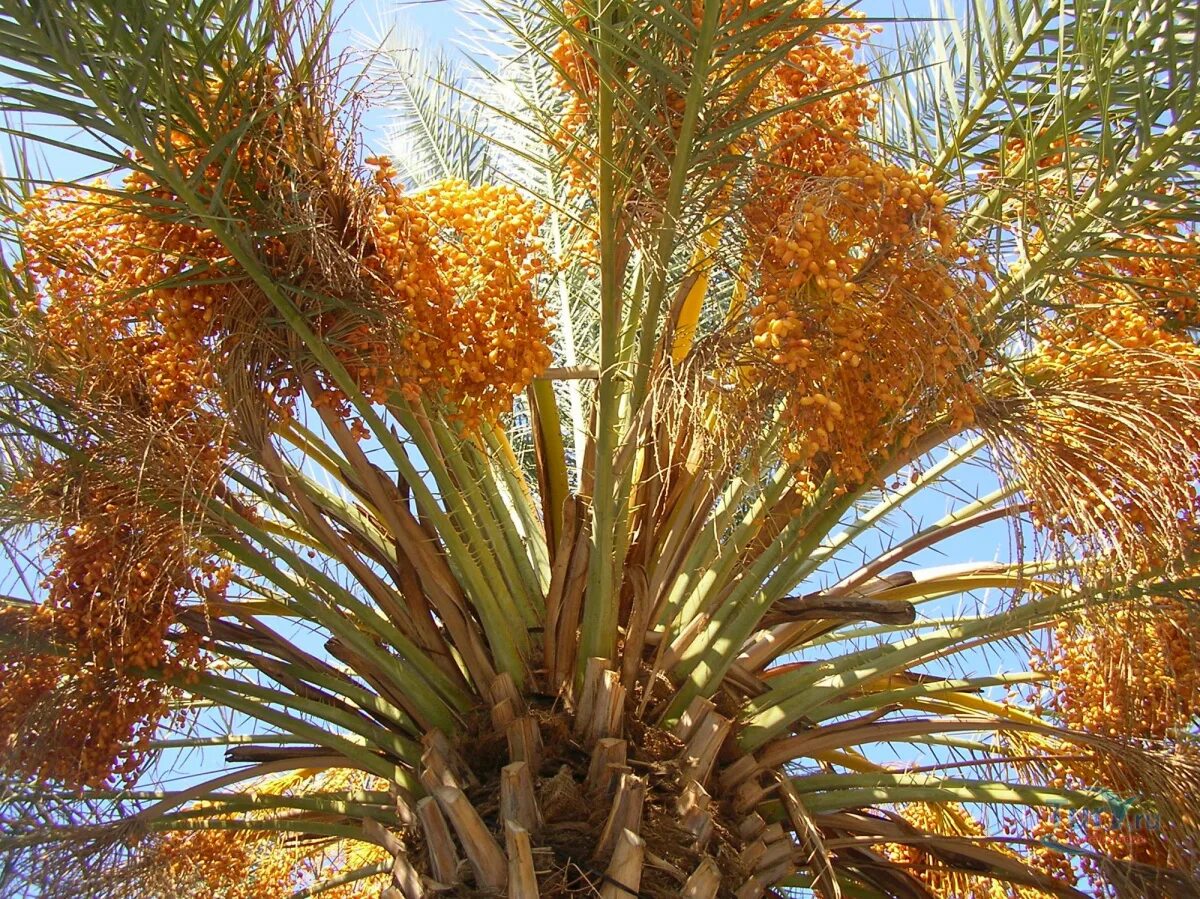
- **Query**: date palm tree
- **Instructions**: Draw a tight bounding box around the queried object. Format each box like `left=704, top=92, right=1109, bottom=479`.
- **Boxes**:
left=0, top=0, right=1198, bottom=896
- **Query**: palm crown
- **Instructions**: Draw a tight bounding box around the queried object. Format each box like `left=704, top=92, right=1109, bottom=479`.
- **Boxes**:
left=0, top=0, right=1198, bottom=896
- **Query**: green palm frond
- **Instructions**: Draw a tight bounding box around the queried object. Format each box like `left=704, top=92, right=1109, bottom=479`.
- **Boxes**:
left=875, top=0, right=1200, bottom=334
left=369, top=21, right=493, bottom=186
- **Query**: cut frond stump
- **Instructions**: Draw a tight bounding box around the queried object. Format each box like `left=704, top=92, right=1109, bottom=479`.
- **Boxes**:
left=680, top=709, right=732, bottom=785
left=507, top=716, right=544, bottom=771
left=595, top=773, right=647, bottom=862
left=682, top=857, right=723, bottom=899
left=586, top=737, right=628, bottom=795
left=575, top=657, right=612, bottom=738
left=600, top=829, right=645, bottom=899
left=673, top=696, right=716, bottom=744
left=389, top=851, right=427, bottom=899
left=506, top=822, right=540, bottom=898
left=490, top=672, right=525, bottom=711
left=583, top=669, right=626, bottom=746
left=677, top=780, right=714, bottom=850
left=363, top=816, right=404, bottom=856
left=492, top=697, right=517, bottom=730
left=433, top=785, right=507, bottom=892
left=738, top=812, right=767, bottom=842
left=501, top=760, right=543, bottom=835
left=415, top=796, right=460, bottom=886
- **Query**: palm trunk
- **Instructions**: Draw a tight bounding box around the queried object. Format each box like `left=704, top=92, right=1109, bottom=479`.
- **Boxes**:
left=362, top=660, right=773, bottom=897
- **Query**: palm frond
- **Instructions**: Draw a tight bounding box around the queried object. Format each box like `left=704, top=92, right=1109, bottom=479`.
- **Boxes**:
left=369, top=20, right=493, bottom=186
